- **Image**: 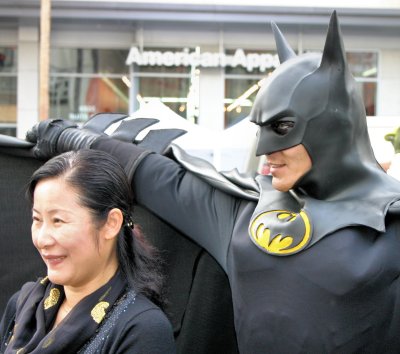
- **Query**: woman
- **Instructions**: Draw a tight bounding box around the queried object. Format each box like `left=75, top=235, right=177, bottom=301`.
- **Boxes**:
left=0, top=149, right=176, bottom=354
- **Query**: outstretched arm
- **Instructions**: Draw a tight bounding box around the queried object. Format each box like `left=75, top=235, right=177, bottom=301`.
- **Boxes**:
left=25, top=115, right=240, bottom=268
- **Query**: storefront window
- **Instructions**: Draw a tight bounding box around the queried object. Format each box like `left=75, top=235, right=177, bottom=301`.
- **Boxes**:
left=130, top=47, right=195, bottom=121
left=224, top=49, right=276, bottom=128
left=0, top=47, right=17, bottom=136
left=50, top=76, right=129, bottom=122
left=224, top=50, right=378, bottom=128
left=357, top=81, right=376, bottom=116
left=128, top=46, right=192, bottom=75
left=347, top=52, right=377, bottom=78
left=224, top=77, right=262, bottom=128
left=51, top=48, right=129, bottom=74
left=50, top=48, right=130, bottom=123
left=347, top=51, right=378, bottom=116
left=132, top=76, right=191, bottom=118
left=225, top=49, right=278, bottom=76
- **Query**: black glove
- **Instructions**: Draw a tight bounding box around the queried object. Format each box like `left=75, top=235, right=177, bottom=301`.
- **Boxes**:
left=26, top=119, right=78, bottom=160
left=26, top=113, right=186, bottom=166
left=26, top=114, right=129, bottom=160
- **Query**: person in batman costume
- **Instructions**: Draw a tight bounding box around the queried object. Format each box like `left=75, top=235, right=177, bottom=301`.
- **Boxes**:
left=11, top=11, right=400, bottom=353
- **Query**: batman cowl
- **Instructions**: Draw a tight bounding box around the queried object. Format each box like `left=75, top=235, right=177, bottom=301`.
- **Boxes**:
left=250, top=11, right=390, bottom=201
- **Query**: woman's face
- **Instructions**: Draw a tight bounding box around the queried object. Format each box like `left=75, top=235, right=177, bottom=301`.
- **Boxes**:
left=31, top=177, right=118, bottom=292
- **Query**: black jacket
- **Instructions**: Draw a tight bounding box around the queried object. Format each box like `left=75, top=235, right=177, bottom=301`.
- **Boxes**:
left=0, top=288, right=175, bottom=354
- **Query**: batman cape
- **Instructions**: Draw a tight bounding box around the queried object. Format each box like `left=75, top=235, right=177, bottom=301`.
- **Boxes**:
left=9, top=10, right=400, bottom=354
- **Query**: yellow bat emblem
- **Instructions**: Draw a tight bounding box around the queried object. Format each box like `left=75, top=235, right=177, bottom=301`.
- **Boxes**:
left=249, top=209, right=312, bottom=256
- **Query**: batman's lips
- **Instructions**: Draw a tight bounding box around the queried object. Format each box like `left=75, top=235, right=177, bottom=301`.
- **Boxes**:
left=268, top=163, right=285, bottom=175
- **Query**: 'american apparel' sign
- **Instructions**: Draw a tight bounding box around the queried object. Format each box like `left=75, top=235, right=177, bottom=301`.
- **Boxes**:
left=126, top=47, right=279, bottom=72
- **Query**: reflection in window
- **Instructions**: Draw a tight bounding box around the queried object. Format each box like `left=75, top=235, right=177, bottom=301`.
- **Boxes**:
left=224, top=78, right=261, bottom=128
left=51, top=48, right=129, bottom=74
left=357, top=81, right=376, bottom=116
left=347, top=51, right=378, bottom=115
left=307, top=50, right=378, bottom=115
left=224, top=49, right=277, bottom=128
left=131, top=47, right=195, bottom=121
left=50, top=48, right=130, bottom=123
left=224, top=49, right=278, bottom=76
left=0, top=47, right=17, bottom=136
left=347, top=52, right=377, bottom=78
left=132, top=49, right=191, bottom=74
left=0, top=47, right=17, bottom=73
left=0, top=77, right=17, bottom=123
left=50, top=76, right=129, bottom=123
left=132, top=76, right=191, bottom=120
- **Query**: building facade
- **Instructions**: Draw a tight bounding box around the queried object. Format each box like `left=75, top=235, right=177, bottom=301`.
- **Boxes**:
left=1, top=1, right=400, bottom=141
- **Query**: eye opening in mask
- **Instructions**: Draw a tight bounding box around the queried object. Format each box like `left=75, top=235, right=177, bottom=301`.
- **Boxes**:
left=270, top=119, right=295, bottom=136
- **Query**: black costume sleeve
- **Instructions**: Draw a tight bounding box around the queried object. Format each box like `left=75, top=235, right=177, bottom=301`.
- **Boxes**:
left=89, top=134, right=242, bottom=270
left=91, top=137, right=152, bottom=182
left=133, top=153, right=243, bottom=270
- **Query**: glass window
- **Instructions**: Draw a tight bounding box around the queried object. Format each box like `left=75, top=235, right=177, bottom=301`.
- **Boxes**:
left=224, top=78, right=262, bottom=128
left=0, top=47, right=17, bottom=73
left=49, top=76, right=129, bottom=123
left=225, top=49, right=277, bottom=76
left=224, top=49, right=277, bottom=128
left=131, top=47, right=192, bottom=74
left=51, top=48, right=129, bottom=74
left=50, top=48, right=130, bottom=123
left=0, top=77, right=17, bottom=123
left=347, top=51, right=378, bottom=116
left=130, top=47, right=194, bottom=121
left=357, top=81, right=376, bottom=116
left=132, top=76, right=192, bottom=120
left=347, top=52, right=377, bottom=78
left=0, top=47, right=17, bottom=136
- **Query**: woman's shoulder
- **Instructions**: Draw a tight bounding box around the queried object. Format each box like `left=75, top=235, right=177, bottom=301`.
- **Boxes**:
left=115, top=293, right=175, bottom=353
left=94, top=289, right=173, bottom=334
left=122, top=292, right=173, bottom=329
left=80, top=291, right=176, bottom=354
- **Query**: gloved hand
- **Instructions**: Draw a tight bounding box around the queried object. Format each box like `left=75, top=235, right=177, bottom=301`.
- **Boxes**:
left=26, top=113, right=136, bottom=160
left=26, top=113, right=186, bottom=161
left=26, top=118, right=78, bottom=160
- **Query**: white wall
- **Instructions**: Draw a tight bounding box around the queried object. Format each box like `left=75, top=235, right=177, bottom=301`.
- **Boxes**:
left=377, top=50, right=400, bottom=116
left=198, top=67, right=225, bottom=131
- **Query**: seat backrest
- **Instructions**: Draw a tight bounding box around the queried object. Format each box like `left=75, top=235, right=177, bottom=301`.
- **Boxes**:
left=0, top=147, right=238, bottom=354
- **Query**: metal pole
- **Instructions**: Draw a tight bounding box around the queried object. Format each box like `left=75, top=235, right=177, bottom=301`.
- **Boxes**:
left=39, top=0, right=51, bottom=120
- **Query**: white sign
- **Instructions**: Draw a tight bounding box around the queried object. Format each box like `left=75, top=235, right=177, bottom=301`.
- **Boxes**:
left=126, top=47, right=279, bottom=72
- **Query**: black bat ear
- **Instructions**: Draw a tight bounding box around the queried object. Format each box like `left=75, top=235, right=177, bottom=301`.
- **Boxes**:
left=271, top=22, right=296, bottom=63
left=319, top=11, right=348, bottom=73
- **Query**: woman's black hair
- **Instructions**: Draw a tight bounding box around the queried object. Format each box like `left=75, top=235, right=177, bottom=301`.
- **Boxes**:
left=26, top=149, right=165, bottom=308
